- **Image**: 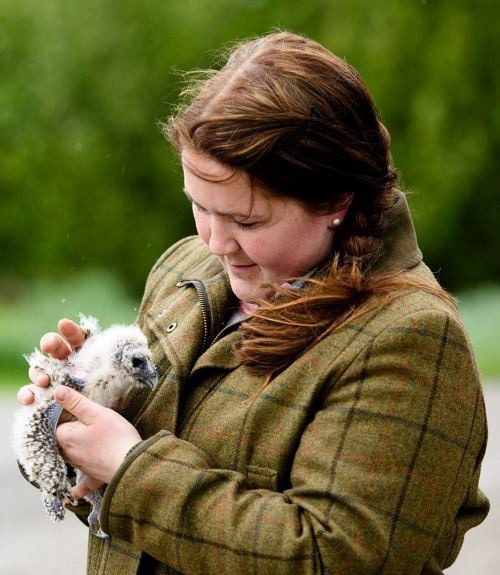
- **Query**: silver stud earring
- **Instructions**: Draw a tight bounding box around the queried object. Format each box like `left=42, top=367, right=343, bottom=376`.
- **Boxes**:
left=332, top=218, right=341, bottom=227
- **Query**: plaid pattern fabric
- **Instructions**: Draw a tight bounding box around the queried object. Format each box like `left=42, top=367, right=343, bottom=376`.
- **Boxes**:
left=78, top=196, right=487, bottom=574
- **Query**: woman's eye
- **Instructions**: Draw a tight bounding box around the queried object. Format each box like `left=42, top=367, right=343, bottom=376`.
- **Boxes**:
left=234, top=220, right=257, bottom=229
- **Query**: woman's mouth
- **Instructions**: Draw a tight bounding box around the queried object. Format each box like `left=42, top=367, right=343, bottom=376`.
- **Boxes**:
left=227, top=262, right=257, bottom=275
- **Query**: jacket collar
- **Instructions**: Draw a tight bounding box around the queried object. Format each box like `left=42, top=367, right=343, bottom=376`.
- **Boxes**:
left=372, top=191, right=422, bottom=274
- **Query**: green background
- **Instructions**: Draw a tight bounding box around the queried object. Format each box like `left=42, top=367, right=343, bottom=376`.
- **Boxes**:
left=1, top=0, right=499, bottom=387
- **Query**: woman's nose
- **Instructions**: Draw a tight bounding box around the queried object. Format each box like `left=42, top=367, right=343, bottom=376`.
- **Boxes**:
left=208, top=219, right=239, bottom=256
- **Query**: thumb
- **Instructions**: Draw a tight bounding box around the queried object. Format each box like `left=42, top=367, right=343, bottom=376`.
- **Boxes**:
left=54, top=386, right=102, bottom=425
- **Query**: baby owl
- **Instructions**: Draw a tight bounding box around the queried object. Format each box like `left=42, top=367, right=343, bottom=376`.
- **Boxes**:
left=12, top=314, right=158, bottom=538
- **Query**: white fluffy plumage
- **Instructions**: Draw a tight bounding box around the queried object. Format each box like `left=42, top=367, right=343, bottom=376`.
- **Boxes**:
left=12, top=314, right=157, bottom=538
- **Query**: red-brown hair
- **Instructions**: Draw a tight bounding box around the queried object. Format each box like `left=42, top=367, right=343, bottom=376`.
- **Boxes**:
left=163, top=31, right=455, bottom=377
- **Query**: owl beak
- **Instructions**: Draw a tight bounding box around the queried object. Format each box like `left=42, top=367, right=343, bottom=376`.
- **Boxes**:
left=144, top=373, right=158, bottom=389
left=139, top=365, right=158, bottom=389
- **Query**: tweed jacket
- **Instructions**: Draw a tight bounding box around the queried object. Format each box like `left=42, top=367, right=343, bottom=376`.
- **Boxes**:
left=66, top=195, right=487, bottom=574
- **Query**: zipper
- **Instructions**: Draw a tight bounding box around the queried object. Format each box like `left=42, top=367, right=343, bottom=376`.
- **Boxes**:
left=176, top=278, right=250, bottom=351
left=176, top=280, right=211, bottom=353
left=211, top=316, right=247, bottom=346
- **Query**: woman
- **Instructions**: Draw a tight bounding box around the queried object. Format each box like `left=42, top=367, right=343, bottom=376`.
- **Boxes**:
left=17, top=31, right=488, bottom=574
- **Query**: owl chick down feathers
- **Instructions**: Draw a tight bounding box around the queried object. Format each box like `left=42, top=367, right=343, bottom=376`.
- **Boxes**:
left=12, top=314, right=157, bottom=538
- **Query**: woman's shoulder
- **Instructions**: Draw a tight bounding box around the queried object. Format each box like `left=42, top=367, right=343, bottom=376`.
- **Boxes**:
left=310, top=266, right=482, bottom=420
left=317, top=261, right=474, bottom=369
left=137, top=236, right=223, bottom=317
left=379, top=261, right=460, bottom=324
left=146, top=235, right=224, bottom=285
left=149, top=235, right=216, bottom=275
left=338, top=263, right=477, bottom=372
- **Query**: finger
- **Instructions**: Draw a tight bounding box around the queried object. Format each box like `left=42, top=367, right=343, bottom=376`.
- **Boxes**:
left=71, top=475, right=104, bottom=501
left=58, top=319, right=86, bottom=351
left=54, top=386, right=103, bottom=425
left=17, top=385, right=35, bottom=405
left=40, top=332, right=72, bottom=359
left=28, top=367, right=50, bottom=387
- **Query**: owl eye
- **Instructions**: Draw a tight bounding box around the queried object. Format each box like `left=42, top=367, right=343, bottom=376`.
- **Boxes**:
left=132, top=356, right=146, bottom=369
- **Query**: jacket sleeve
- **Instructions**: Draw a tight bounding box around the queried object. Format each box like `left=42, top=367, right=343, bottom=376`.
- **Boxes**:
left=99, top=308, right=488, bottom=574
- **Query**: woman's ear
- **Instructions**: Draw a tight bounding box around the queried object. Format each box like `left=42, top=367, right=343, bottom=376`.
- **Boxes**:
left=327, top=193, right=353, bottom=229
left=329, top=208, right=349, bottom=228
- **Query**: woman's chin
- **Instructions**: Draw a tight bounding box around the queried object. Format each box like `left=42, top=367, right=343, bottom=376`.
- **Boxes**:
left=228, top=274, right=268, bottom=303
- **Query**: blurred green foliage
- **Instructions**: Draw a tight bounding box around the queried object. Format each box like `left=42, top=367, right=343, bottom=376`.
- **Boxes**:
left=1, top=0, right=499, bottom=297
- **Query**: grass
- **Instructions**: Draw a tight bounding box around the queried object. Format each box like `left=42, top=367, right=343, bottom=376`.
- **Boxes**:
left=1, top=272, right=499, bottom=398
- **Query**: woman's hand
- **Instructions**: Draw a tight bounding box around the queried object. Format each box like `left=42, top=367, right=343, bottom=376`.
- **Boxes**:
left=54, top=386, right=142, bottom=492
left=17, top=318, right=86, bottom=405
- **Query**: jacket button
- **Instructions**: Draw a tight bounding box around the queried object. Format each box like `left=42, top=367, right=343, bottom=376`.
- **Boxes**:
left=166, top=322, right=177, bottom=333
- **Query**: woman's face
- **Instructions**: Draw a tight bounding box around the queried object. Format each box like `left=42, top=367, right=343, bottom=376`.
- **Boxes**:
left=182, top=149, right=337, bottom=303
